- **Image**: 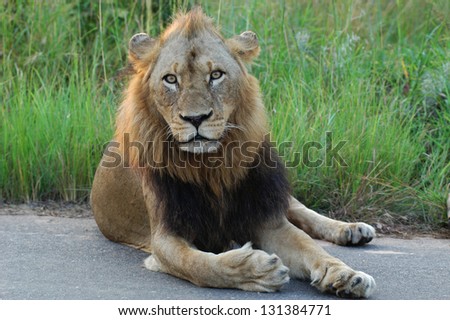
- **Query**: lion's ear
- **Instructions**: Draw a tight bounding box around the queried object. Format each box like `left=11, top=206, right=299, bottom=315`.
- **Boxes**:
left=128, top=33, right=156, bottom=64
left=226, top=31, right=260, bottom=63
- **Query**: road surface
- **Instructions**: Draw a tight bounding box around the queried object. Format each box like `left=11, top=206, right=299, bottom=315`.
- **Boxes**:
left=1, top=214, right=449, bottom=300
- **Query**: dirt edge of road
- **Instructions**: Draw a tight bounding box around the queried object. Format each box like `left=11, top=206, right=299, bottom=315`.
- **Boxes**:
left=1, top=201, right=449, bottom=239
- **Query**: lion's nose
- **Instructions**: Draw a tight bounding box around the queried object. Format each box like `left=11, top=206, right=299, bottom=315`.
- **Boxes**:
left=180, top=111, right=213, bottom=129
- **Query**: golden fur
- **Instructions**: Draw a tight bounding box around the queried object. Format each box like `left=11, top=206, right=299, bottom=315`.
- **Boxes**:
left=91, top=8, right=377, bottom=298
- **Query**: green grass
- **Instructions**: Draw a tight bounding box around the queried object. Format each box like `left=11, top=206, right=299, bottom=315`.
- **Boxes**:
left=1, top=0, right=449, bottom=228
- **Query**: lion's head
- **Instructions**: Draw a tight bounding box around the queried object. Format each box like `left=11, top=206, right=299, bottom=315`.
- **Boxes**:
left=115, top=8, right=270, bottom=192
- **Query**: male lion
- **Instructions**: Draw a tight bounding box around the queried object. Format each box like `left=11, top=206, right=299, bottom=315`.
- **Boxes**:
left=91, top=8, right=376, bottom=298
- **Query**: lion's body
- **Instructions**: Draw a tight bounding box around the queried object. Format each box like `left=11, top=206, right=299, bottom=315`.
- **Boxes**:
left=91, top=8, right=376, bottom=298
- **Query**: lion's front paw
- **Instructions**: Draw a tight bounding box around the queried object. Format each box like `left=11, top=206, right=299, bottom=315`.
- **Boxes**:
left=218, top=242, right=290, bottom=292
left=335, top=222, right=376, bottom=246
left=311, top=264, right=376, bottom=298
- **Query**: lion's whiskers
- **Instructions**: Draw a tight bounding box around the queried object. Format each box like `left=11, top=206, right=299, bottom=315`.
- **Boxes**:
left=163, top=125, right=173, bottom=139
left=225, top=123, right=246, bottom=133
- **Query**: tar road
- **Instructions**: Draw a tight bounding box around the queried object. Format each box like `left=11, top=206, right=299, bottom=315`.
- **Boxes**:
left=1, top=215, right=449, bottom=300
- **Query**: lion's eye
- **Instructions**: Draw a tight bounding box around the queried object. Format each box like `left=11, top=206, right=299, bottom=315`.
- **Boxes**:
left=163, top=74, right=177, bottom=84
left=210, top=70, right=224, bottom=81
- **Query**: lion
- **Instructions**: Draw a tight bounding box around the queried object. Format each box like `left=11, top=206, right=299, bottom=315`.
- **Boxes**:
left=91, top=8, right=376, bottom=298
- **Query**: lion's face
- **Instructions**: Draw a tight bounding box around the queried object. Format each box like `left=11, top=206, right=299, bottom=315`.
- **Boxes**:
left=149, top=33, right=242, bottom=154
left=128, top=14, right=261, bottom=154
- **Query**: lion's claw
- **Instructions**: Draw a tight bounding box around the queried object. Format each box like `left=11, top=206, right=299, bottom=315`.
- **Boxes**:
left=218, top=242, right=290, bottom=292
left=338, top=223, right=376, bottom=246
left=312, top=265, right=376, bottom=298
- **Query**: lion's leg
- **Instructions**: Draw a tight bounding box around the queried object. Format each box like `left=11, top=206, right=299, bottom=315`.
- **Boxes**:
left=145, top=230, right=289, bottom=292
left=142, top=181, right=289, bottom=292
left=287, top=196, right=375, bottom=246
left=256, top=219, right=376, bottom=298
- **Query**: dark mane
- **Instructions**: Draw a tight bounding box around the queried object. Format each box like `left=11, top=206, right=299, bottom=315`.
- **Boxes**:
left=151, top=142, right=291, bottom=253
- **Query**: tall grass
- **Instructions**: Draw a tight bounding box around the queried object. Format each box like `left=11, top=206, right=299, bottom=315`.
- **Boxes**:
left=1, top=1, right=449, bottom=227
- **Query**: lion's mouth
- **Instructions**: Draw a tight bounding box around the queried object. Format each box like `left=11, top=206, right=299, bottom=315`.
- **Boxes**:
left=183, top=134, right=216, bottom=143
left=178, top=134, right=222, bottom=154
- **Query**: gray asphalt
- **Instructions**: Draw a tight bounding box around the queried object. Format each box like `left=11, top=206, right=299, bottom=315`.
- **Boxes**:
left=1, top=215, right=449, bottom=300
